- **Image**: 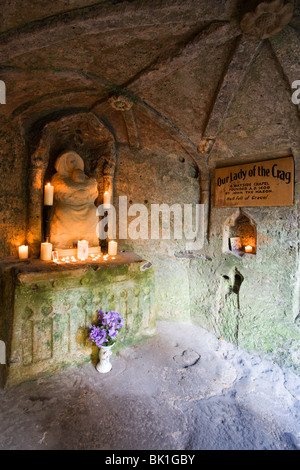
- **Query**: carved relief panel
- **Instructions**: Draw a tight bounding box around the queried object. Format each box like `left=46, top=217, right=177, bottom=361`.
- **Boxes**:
left=7, top=262, right=155, bottom=386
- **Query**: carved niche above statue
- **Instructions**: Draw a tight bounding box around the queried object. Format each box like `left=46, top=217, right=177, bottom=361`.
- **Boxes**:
left=240, top=0, right=294, bottom=40
left=50, top=151, right=99, bottom=249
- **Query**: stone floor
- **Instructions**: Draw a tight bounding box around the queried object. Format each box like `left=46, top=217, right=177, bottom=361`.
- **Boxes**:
left=0, top=321, right=299, bottom=450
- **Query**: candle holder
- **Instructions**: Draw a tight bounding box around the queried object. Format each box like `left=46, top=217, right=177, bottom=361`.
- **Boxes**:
left=43, top=183, right=54, bottom=242
left=43, top=206, right=51, bottom=242
left=100, top=239, right=109, bottom=255
left=100, top=209, right=109, bottom=254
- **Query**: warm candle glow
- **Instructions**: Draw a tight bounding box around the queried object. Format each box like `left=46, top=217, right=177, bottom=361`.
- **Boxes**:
left=18, top=245, right=28, bottom=259
left=108, top=240, right=118, bottom=256
left=245, top=245, right=253, bottom=253
left=40, top=242, right=52, bottom=260
left=44, top=183, right=54, bottom=206
left=77, top=240, right=88, bottom=260
left=103, top=191, right=112, bottom=209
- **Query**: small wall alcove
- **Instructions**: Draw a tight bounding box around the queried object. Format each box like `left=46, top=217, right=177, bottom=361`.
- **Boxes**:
left=223, top=210, right=257, bottom=256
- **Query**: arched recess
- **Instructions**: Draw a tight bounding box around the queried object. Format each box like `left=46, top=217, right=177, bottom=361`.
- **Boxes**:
left=26, top=111, right=116, bottom=256
left=222, top=209, right=257, bottom=255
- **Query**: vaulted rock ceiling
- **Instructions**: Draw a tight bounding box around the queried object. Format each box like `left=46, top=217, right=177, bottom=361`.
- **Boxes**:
left=0, top=0, right=299, bottom=165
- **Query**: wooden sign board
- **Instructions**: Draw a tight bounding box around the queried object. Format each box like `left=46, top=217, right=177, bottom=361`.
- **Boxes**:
left=215, top=156, right=294, bottom=207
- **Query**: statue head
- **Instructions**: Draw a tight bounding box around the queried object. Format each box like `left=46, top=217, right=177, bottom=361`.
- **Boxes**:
left=55, top=151, right=84, bottom=177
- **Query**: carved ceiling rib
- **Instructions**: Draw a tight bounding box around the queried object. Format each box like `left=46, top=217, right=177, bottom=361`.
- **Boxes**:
left=134, top=99, right=208, bottom=179
left=269, top=25, right=300, bottom=115
left=1, top=0, right=297, bottom=173
left=121, top=109, right=140, bottom=149
left=199, top=36, right=263, bottom=156
left=125, top=22, right=241, bottom=93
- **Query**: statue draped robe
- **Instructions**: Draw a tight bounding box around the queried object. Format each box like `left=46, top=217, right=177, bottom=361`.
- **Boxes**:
left=50, top=173, right=99, bottom=249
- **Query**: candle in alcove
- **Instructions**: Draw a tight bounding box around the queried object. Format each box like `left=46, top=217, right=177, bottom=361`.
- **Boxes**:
left=77, top=240, right=89, bottom=260
left=40, top=242, right=52, bottom=260
left=245, top=245, right=253, bottom=253
left=108, top=240, right=118, bottom=256
left=18, top=245, right=28, bottom=259
left=103, top=191, right=112, bottom=209
left=44, top=183, right=54, bottom=206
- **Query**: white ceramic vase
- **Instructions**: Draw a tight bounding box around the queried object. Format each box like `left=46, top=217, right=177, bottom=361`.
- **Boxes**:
left=96, top=344, right=114, bottom=373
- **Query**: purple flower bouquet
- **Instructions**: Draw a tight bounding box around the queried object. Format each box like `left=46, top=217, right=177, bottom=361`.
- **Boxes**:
left=88, top=310, right=125, bottom=348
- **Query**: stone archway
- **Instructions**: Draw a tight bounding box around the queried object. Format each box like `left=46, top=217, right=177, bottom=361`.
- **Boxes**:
left=26, top=112, right=116, bottom=256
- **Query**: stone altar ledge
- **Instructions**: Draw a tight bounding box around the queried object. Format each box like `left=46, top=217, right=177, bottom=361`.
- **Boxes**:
left=0, top=251, right=147, bottom=273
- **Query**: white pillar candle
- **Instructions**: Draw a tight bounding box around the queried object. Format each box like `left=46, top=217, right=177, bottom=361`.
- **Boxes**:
left=44, top=183, right=54, bottom=206
left=103, top=191, right=112, bottom=209
left=18, top=245, right=28, bottom=259
left=40, top=242, right=52, bottom=260
left=77, top=240, right=89, bottom=260
left=108, top=240, right=118, bottom=256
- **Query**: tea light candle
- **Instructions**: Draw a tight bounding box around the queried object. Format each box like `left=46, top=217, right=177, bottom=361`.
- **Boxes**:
left=40, top=242, right=52, bottom=260
left=103, top=191, right=112, bottom=209
left=18, top=245, right=28, bottom=259
left=245, top=245, right=253, bottom=253
left=108, top=240, right=118, bottom=256
left=44, top=183, right=54, bottom=206
left=77, top=240, right=88, bottom=260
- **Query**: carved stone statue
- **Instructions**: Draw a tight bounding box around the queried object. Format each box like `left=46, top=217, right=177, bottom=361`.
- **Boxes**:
left=50, top=151, right=99, bottom=249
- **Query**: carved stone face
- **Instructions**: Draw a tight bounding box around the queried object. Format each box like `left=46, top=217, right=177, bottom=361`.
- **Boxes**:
left=66, top=153, right=81, bottom=173
left=55, top=151, right=84, bottom=176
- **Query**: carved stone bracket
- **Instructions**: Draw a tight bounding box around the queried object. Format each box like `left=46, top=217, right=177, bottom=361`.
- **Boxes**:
left=102, top=160, right=116, bottom=197
left=240, top=0, right=294, bottom=40
left=109, top=95, right=133, bottom=112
